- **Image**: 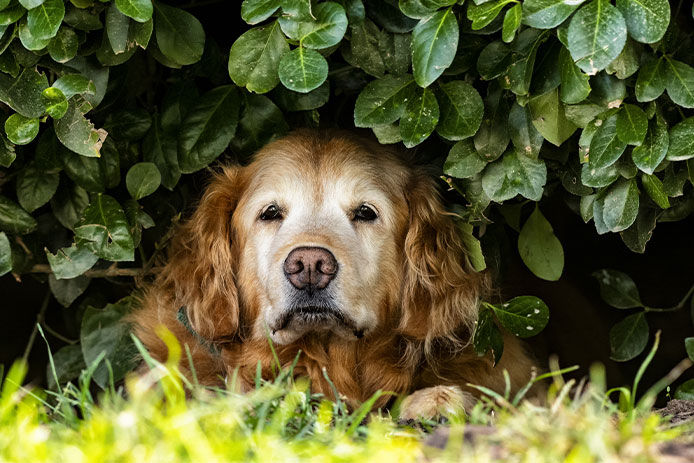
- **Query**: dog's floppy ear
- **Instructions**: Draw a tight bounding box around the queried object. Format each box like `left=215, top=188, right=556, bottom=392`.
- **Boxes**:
left=166, top=165, right=245, bottom=342
left=399, top=172, right=488, bottom=350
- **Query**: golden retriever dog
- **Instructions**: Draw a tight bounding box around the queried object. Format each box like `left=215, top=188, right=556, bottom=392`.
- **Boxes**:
left=130, top=130, right=538, bottom=420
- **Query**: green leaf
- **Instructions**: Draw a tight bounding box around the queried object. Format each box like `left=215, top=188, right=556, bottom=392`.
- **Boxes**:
left=467, top=0, right=515, bottom=31
left=481, top=150, right=547, bottom=202
left=46, top=344, right=86, bottom=390
left=104, top=109, right=151, bottom=141
left=346, top=19, right=385, bottom=77
left=686, top=337, right=694, bottom=362
left=178, top=85, right=240, bottom=174
left=620, top=204, right=657, bottom=253
left=473, top=307, right=504, bottom=365
left=241, top=0, right=281, bottom=25
left=615, top=0, right=669, bottom=44
left=81, top=298, right=139, bottom=389
left=16, top=165, right=59, bottom=213
left=278, top=47, right=328, bottom=93
left=399, top=87, right=438, bottom=147
left=75, top=194, right=134, bottom=262
left=51, top=184, right=89, bottom=230
left=41, top=87, right=68, bottom=119
left=46, top=243, right=98, bottom=279
left=372, top=123, right=402, bottom=144
left=26, top=0, right=65, bottom=40
left=528, top=88, right=578, bottom=146
left=581, top=161, right=619, bottom=187
left=143, top=115, right=180, bottom=190
left=588, top=114, right=627, bottom=169
left=48, top=274, right=90, bottom=308
left=615, top=104, right=647, bottom=146
left=559, top=46, right=590, bottom=104
left=474, top=85, right=510, bottom=161
left=228, top=22, right=288, bottom=94
left=641, top=173, right=669, bottom=209
left=0, top=232, right=11, bottom=276
left=0, top=196, right=37, bottom=234
left=666, top=117, right=694, bottom=161
left=477, top=41, right=513, bottom=81
left=490, top=296, right=550, bottom=338
left=54, top=99, right=107, bottom=158
left=444, top=139, right=486, bottom=179
left=518, top=205, right=564, bottom=281
left=274, top=81, right=329, bottom=111
left=605, top=39, right=640, bottom=79
left=0, top=67, right=49, bottom=118
left=353, top=75, right=416, bottom=127
left=522, top=0, right=582, bottom=29
left=229, top=94, right=288, bottom=155
left=675, top=379, right=694, bottom=401
left=4, top=114, right=39, bottom=145
left=61, top=151, right=105, bottom=193
left=435, top=81, right=484, bottom=141
left=609, top=312, right=648, bottom=361
left=412, top=7, right=458, bottom=87
left=457, top=220, right=487, bottom=272
left=593, top=269, right=642, bottom=308
left=635, top=57, right=665, bottom=102
left=602, top=178, right=639, bottom=232
left=154, top=2, right=205, bottom=66
left=125, top=162, right=161, bottom=200
left=47, top=27, right=78, bottom=64
left=115, top=0, right=153, bottom=23
left=631, top=116, right=668, bottom=174
left=53, top=74, right=96, bottom=100
left=508, top=102, right=543, bottom=158
left=502, top=4, right=521, bottom=42
left=279, top=1, right=347, bottom=49
left=664, top=58, right=694, bottom=109
left=567, top=0, right=627, bottom=75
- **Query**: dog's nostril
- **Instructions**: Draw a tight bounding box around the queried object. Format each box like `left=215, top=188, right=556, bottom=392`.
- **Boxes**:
left=283, top=246, right=338, bottom=291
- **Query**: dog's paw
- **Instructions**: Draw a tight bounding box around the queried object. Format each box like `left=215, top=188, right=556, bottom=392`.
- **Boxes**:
left=398, top=385, right=476, bottom=422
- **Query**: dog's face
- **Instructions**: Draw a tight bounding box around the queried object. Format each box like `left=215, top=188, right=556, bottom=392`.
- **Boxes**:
left=172, top=130, right=483, bottom=351
left=232, top=136, right=410, bottom=344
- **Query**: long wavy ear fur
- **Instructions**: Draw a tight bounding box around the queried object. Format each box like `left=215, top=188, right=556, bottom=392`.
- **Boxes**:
left=399, top=171, right=488, bottom=354
left=163, top=166, right=244, bottom=341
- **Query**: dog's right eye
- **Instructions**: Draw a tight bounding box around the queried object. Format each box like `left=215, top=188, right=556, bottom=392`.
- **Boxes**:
left=260, top=204, right=282, bottom=221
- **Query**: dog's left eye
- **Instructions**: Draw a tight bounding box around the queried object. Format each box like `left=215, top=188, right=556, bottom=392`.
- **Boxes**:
left=353, top=204, right=378, bottom=222
left=260, top=204, right=282, bottom=221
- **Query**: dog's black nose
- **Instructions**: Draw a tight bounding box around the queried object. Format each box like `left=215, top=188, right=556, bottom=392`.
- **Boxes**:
left=283, top=246, right=338, bottom=293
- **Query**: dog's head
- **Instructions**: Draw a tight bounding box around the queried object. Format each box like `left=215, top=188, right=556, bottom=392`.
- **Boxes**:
left=170, top=130, right=485, bottom=351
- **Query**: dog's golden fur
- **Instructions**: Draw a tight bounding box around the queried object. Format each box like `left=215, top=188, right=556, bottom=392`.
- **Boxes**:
left=130, top=130, right=537, bottom=416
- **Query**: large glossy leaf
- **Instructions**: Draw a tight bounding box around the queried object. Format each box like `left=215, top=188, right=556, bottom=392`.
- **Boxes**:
left=16, top=165, right=59, bottom=212
left=0, top=232, right=11, bottom=276
left=5, top=114, right=39, bottom=145
left=0, top=196, right=37, bottom=234
left=278, top=47, right=328, bottom=93
left=641, top=173, right=669, bottom=209
left=178, top=85, right=240, bottom=174
left=588, top=114, right=627, bottom=169
left=528, top=88, right=577, bottom=146
left=631, top=116, right=668, bottom=174
left=241, top=0, right=281, bottom=24
left=508, top=102, right=543, bottom=159
left=230, top=94, right=288, bottom=155
left=602, top=178, right=639, bottom=232
left=467, top=0, right=515, bottom=31
left=435, top=80, right=484, bottom=141
left=518, top=206, right=564, bottom=281
left=635, top=57, right=665, bottom=103
left=559, top=46, right=590, bottom=104
left=143, top=115, right=180, bottom=190
left=26, top=0, right=64, bottom=40
left=664, top=58, right=694, bottom=109
left=666, top=117, right=694, bottom=162
left=610, top=312, right=648, bottom=361
left=228, top=22, right=288, bottom=94
left=399, top=87, right=438, bottom=147
left=115, top=0, right=153, bottom=23
left=412, top=7, right=458, bottom=87
left=354, top=75, right=416, bottom=127
left=567, top=0, right=627, bottom=75
left=502, top=4, right=521, bottom=42
left=49, top=274, right=90, bottom=308
left=473, top=306, right=504, bottom=365
left=444, top=139, right=487, bottom=179
left=75, top=194, right=134, bottom=262
left=154, top=2, right=205, bottom=66
left=615, top=0, right=669, bottom=44
left=615, top=104, right=647, bottom=146
left=45, top=243, right=98, bottom=279
left=522, top=0, right=583, bottom=29
left=126, top=162, right=160, bottom=200
left=489, top=296, right=550, bottom=338
left=474, top=85, right=510, bottom=161
left=51, top=184, right=89, bottom=230
left=592, top=268, right=642, bottom=308
left=54, top=99, right=107, bottom=158
left=279, top=1, right=347, bottom=49
left=481, top=150, right=547, bottom=202
left=0, top=68, right=49, bottom=118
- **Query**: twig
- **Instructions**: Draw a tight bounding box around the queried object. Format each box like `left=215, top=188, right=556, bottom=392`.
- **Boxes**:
left=22, top=290, right=51, bottom=362
left=645, top=283, right=694, bottom=313
left=40, top=322, right=78, bottom=345
left=27, top=264, right=160, bottom=278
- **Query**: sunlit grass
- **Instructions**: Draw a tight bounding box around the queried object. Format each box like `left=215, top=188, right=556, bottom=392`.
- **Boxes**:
left=0, top=329, right=690, bottom=463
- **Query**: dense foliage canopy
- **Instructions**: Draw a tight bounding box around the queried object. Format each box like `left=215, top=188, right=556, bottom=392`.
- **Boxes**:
left=0, top=0, right=692, bottom=392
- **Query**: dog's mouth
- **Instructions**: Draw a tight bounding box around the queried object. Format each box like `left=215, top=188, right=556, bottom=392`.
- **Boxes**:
left=271, top=305, right=364, bottom=339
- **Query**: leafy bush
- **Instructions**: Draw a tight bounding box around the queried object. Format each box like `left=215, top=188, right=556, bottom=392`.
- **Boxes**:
left=0, top=0, right=692, bottom=389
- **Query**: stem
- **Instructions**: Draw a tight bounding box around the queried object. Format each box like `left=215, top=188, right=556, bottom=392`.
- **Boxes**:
left=644, top=283, right=694, bottom=313
left=40, top=322, right=78, bottom=345
left=22, top=290, right=51, bottom=362
left=27, top=264, right=158, bottom=278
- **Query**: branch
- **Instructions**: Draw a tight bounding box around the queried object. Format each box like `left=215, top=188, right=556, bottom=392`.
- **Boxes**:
left=27, top=264, right=160, bottom=278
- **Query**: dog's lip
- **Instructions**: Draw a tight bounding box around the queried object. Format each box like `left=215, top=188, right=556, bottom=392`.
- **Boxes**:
left=271, top=306, right=364, bottom=338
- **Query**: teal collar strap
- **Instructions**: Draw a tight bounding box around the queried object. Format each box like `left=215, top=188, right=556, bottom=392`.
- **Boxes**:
left=176, top=306, right=221, bottom=356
